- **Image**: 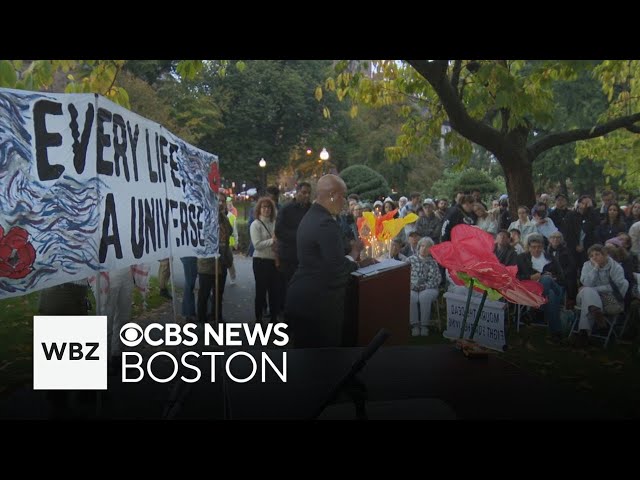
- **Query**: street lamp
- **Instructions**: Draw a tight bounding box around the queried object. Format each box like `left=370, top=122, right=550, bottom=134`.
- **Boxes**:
left=259, top=158, right=267, bottom=195
left=242, top=182, right=247, bottom=218
left=319, top=148, right=329, bottom=175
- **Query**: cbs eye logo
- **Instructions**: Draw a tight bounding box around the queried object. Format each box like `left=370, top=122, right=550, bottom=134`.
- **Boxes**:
left=120, top=323, right=144, bottom=347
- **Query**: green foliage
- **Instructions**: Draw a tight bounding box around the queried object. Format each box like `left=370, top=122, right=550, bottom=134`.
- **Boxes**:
left=123, top=60, right=175, bottom=85
left=339, top=164, right=390, bottom=201
left=176, top=60, right=204, bottom=80
left=0, top=60, right=130, bottom=107
left=175, top=60, right=347, bottom=186
left=454, top=168, right=499, bottom=197
left=0, top=60, right=17, bottom=86
left=430, top=168, right=499, bottom=200
left=117, top=70, right=197, bottom=144
left=236, top=218, right=250, bottom=253
left=320, top=60, right=640, bottom=209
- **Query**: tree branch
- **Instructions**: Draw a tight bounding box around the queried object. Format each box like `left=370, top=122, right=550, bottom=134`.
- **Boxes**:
left=451, top=60, right=462, bottom=97
left=482, top=107, right=499, bottom=125
left=406, top=60, right=504, bottom=154
left=528, top=113, right=640, bottom=159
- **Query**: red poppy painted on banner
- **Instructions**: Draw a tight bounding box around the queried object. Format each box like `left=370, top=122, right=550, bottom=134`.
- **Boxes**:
left=208, top=162, right=220, bottom=193
left=430, top=224, right=546, bottom=308
left=0, top=225, right=36, bottom=280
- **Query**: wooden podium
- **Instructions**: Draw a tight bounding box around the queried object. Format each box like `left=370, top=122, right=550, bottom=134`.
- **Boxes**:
left=345, top=259, right=410, bottom=347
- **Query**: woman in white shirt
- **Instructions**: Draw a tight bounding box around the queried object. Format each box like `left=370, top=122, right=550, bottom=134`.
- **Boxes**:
left=508, top=205, right=537, bottom=244
left=249, top=196, right=278, bottom=324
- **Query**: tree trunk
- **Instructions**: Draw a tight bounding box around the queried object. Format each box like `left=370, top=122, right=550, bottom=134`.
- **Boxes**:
left=498, top=153, right=536, bottom=217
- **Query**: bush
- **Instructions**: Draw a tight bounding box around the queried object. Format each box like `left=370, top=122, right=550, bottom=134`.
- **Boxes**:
left=236, top=218, right=250, bottom=254
left=339, top=164, right=390, bottom=202
left=431, top=167, right=499, bottom=201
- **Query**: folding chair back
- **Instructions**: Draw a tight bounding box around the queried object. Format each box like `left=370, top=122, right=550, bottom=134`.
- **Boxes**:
left=568, top=306, right=627, bottom=349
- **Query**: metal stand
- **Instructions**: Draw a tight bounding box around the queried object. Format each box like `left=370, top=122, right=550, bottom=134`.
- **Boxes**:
left=311, top=328, right=391, bottom=420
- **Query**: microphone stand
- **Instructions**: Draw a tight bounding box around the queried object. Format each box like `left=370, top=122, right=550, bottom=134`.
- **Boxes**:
left=311, top=328, right=391, bottom=420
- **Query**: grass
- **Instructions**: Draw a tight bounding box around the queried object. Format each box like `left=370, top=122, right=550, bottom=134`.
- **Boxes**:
left=407, top=300, right=640, bottom=417
left=0, top=276, right=174, bottom=396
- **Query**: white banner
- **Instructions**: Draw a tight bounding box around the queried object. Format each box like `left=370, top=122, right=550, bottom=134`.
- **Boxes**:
left=0, top=88, right=219, bottom=299
left=442, top=292, right=507, bottom=351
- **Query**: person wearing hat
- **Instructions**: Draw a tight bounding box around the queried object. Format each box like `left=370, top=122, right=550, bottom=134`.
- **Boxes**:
left=415, top=200, right=442, bottom=243
left=383, top=198, right=397, bottom=217
left=401, top=231, right=421, bottom=257
left=373, top=200, right=384, bottom=217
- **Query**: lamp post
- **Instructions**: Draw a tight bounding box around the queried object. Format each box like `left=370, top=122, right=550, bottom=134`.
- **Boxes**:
left=259, top=158, right=267, bottom=195
left=242, top=182, right=247, bottom=219
left=319, top=147, right=329, bottom=175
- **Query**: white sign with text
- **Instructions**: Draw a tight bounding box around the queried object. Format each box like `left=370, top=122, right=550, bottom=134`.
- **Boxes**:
left=442, top=291, right=507, bottom=351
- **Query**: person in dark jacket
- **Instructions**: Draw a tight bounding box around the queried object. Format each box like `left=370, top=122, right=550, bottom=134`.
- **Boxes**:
left=565, top=195, right=600, bottom=272
left=516, top=233, right=566, bottom=340
left=285, top=175, right=376, bottom=348
left=549, top=193, right=571, bottom=239
left=547, top=230, right=577, bottom=306
left=494, top=230, right=517, bottom=266
left=274, top=182, right=312, bottom=307
left=596, top=203, right=627, bottom=245
left=441, top=194, right=475, bottom=242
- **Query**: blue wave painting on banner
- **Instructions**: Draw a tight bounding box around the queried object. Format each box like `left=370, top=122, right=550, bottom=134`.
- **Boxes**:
left=0, top=88, right=219, bottom=299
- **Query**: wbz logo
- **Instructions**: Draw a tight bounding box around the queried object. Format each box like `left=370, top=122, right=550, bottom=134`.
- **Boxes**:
left=33, top=316, right=107, bottom=390
left=41, top=342, right=100, bottom=361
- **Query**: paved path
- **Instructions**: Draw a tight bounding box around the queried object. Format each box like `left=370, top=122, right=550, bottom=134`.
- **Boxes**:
left=153, top=253, right=257, bottom=324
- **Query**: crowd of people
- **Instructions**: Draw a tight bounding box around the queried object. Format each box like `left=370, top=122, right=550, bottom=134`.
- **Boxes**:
left=327, top=188, right=640, bottom=346
left=36, top=183, right=640, bottom=375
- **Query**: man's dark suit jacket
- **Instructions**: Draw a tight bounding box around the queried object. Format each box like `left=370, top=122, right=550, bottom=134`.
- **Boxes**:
left=285, top=202, right=358, bottom=348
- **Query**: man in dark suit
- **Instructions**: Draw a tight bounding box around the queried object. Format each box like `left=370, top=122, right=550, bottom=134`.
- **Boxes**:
left=285, top=175, right=376, bottom=348
left=275, top=182, right=312, bottom=308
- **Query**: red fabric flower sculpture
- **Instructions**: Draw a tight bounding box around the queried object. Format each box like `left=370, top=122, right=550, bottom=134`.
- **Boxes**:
left=0, top=225, right=36, bottom=280
left=208, top=162, right=220, bottom=194
left=430, top=224, right=546, bottom=308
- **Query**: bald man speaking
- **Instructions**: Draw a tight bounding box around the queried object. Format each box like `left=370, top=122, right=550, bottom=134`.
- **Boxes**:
left=285, top=175, right=376, bottom=348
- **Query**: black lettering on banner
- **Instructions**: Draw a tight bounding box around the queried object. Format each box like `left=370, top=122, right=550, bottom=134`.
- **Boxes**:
left=131, top=197, right=144, bottom=259
left=96, top=107, right=113, bottom=176
left=68, top=102, right=94, bottom=175
left=99, top=193, right=123, bottom=262
left=155, top=133, right=163, bottom=183
left=179, top=201, right=189, bottom=246
left=33, top=99, right=64, bottom=181
left=112, top=113, right=130, bottom=181
left=144, top=198, right=157, bottom=254
left=159, top=135, right=169, bottom=183
left=145, top=129, right=158, bottom=183
left=197, top=206, right=204, bottom=246
left=155, top=198, right=162, bottom=248
left=170, top=199, right=179, bottom=246
left=188, top=204, right=198, bottom=247
left=126, top=121, right=140, bottom=181
left=169, top=142, right=181, bottom=188
left=159, top=198, right=170, bottom=248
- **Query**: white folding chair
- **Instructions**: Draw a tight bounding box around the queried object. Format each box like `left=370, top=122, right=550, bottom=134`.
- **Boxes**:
left=569, top=306, right=627, bottom=349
